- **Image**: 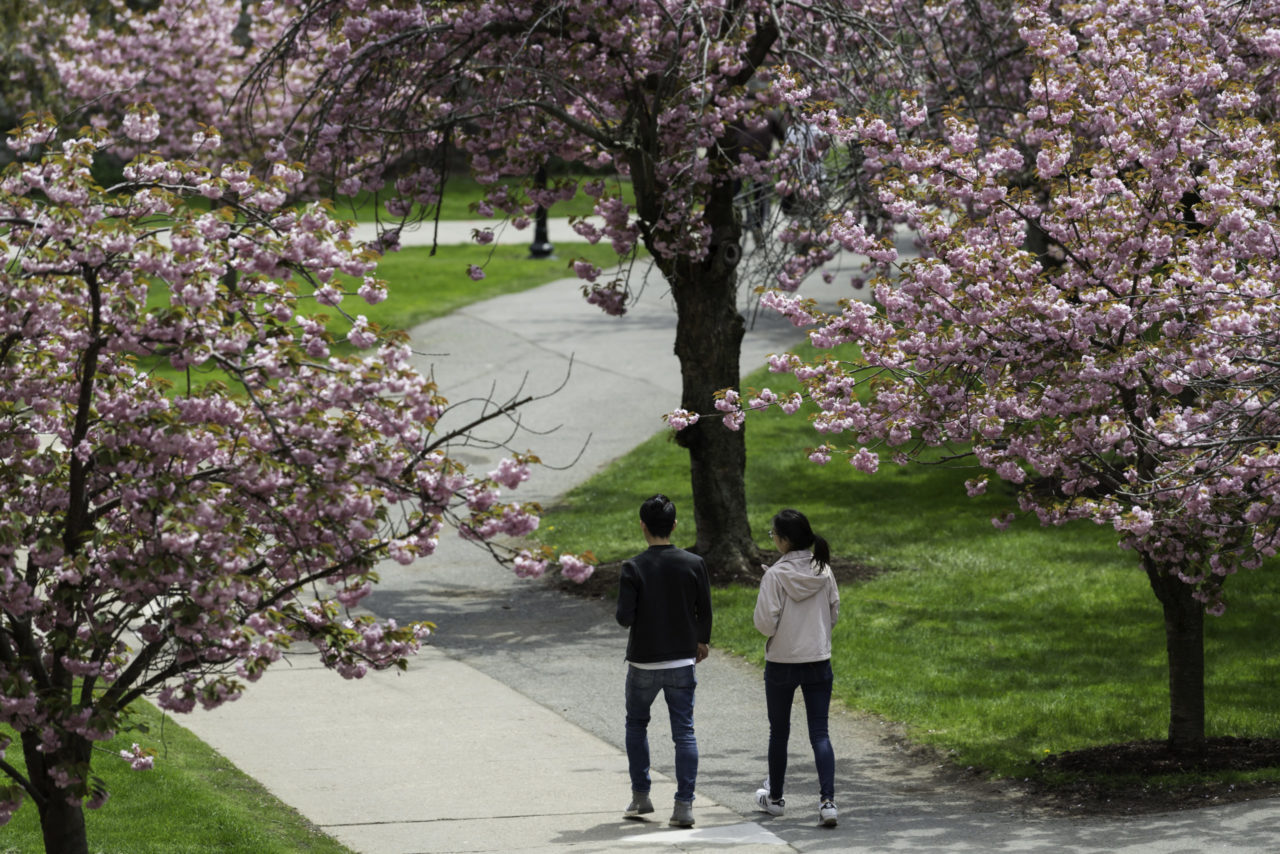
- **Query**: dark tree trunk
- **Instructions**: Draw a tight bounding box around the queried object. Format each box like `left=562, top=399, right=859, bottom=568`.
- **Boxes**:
left=23, top=733, right=90, bottom=854
left=665, top=181, right=761, bottom=583
left=39, top=798, right=88, bottom=854
left=624, top=54, right=776, bottom=583
left=1142, top=554, right=1207, bottom=758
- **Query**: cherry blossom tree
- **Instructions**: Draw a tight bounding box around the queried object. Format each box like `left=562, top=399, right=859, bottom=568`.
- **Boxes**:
left=0, top=115, right=581, bottom=854
left=21, top=0, right=312, bottom=165
left=17, top=0, right=1105, bottom=589
left=236, top=0, right=889, bottom=580
left=738, top=0, right=1280, bottom=754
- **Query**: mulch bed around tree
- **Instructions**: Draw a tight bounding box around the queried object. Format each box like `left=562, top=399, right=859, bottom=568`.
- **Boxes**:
left=546, top=553, right=1280, bottom=815
left=1029, top=737, right=1280, bottom=814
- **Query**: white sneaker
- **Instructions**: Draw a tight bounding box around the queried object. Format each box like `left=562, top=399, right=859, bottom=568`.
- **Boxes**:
left=753, top=787, right=784, bottom=816
left=819, top=799, right=838, bottom=827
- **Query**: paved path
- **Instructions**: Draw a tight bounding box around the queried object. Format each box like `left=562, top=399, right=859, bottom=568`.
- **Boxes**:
left=181, top=219, right=1280, bottom=853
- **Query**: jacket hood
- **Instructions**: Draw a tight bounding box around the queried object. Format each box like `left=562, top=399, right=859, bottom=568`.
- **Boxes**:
left=768, top=551, right=831, bottom=601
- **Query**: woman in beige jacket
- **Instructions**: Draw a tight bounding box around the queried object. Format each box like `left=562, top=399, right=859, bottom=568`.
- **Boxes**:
left=752, top=508, right=840, bottom=827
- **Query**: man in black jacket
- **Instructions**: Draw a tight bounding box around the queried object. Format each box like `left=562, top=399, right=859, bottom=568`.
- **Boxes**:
left=616, top=494, right=712, bottom=828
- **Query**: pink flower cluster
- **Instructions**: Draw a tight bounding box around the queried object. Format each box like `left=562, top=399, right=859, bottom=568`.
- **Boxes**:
left=753, top=0, right=1280, bottom=615
left=514, top=550, right=550, bottom=579
left=558, top=554, right=595, bottom=584
left=584, top=282, right=628, bottom=316
left=715, top=390, right=746, bottom=431
left=119, top=744, right=155, bottom=772
left=665, top=409, right=700, bottom=431
left=31, top=0, right=315, bottom=165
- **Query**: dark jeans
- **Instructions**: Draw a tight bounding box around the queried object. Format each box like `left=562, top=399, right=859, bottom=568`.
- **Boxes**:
left=625, top=664, right=698, bottom=802
left=764, top=659, right=835, bottom=801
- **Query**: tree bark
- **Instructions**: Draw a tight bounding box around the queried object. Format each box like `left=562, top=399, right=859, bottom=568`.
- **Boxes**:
left=23, top=733, right=90, bottom=854
left=665, top=183, right=761, bottom=582
left=39, top=798, right=88, bottom=854
left=1142, top=554, right=1207, bottom=758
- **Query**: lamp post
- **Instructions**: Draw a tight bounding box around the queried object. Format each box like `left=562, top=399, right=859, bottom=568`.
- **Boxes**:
left=528, top=164, right=554, bottom=259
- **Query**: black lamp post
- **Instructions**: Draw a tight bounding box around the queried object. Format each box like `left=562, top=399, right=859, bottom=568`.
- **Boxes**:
left=528, top=164, right=554, bottom=259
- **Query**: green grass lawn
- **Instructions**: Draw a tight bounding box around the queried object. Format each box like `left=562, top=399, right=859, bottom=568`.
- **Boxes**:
left=1, top=702, right=354, bottom=854
left=537, top=342, right=1280, bottom=783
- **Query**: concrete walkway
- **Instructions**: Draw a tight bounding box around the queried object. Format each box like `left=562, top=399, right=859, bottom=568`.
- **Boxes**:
left=181, top=219, right=1280, bottom=853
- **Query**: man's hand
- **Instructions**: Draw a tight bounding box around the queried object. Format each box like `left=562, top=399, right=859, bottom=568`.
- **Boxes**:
left=695, top=643, right=709, bottom=663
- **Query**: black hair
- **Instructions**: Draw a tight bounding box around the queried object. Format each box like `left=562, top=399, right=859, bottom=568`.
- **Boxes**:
left=640, top=493, right=677, bottom=538
left=772, top=508, right=830, bottom=568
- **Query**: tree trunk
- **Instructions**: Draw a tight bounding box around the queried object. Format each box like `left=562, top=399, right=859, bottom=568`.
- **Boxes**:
left=1142, top=554, right=1207, bottom=758
left=23, top=733, right=90, bottom=854
left=39, top=798, right=88, bottom=854
left=666, top=185, right=761, bottom=583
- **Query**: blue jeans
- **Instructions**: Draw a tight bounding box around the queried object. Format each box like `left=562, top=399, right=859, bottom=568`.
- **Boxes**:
left=625, top=664, right=698, bottom=802
left=764, top=659, right=835, bottom=801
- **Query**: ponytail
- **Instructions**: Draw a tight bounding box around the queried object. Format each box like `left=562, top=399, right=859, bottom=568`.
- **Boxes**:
left=811, top=533, right=831, bottom=568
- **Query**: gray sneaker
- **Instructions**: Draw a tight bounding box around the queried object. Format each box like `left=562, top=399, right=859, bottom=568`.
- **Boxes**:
left=669, top=799, right=694, bottom=827
left=624, top=790, right=653, bottom=819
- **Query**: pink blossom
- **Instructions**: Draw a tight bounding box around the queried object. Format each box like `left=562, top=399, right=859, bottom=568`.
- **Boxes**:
left=768, top=354, right=797, bottom=373
left=347, top=316, right=378, bottom=349
left=714, top=389, right=745, bottom=430
left=488, top=457, right=532, bottom=490
left=514, top=550, right=548, bottom=579
left=559, top=554, right=595, bottom=584
left=666, top=409, right=700, bottom=431
left=119, top=744, right=155, bottom=771
left=358, top=277, right=388, bottom=305
left=584, top=283, right=627, bottom=316
left=573, top=259, right=601, bottom=282
left=850, top=448, right=879, bottom=474
left=121, top=106, right=160, bottom=144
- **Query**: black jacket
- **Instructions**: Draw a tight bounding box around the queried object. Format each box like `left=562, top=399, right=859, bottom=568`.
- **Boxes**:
left=615, top=544, right=712, bottom=663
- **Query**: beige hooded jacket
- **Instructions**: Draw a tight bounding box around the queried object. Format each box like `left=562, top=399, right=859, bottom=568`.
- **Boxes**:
left=753, top=550, right=840, bottom=663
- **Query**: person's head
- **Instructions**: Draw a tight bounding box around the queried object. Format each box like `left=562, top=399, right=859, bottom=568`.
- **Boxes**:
left=639, top=493, right=677, bottom=539
left=770, top=508, right=831, bottom=567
